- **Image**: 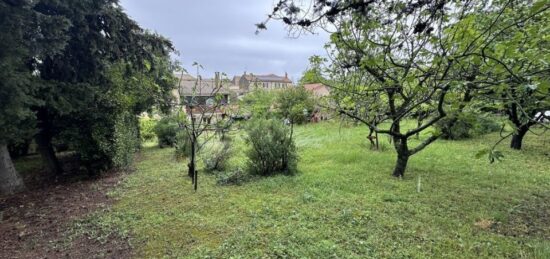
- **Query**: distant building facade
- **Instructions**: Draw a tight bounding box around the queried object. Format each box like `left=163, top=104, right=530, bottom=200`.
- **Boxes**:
left=174, top=71, right=294, bottom=105
left=174, top=73, right=230, bottom=107
left=173, top=73, right=231, bottom=121
left=237, top=72, right=293, bottom=91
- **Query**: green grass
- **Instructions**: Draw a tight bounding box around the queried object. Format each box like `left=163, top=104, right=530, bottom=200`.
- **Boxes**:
left=94, top=121, right=550, bottom=258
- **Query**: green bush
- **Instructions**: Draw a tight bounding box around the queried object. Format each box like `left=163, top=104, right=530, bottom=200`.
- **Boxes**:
left=438, top=117, right=472, bottom=140
left=276, top=86, right=315, bottom=124
left=437, top=113, right=501, bottom=140
left=174, top=130, right=192, bottom=160
left=472, top=115, right=502, bottom=135
left=201, top=140, right=232, bottom=172
left=74, top=111, right=140, bottom=172
left=245, top=118, right=297, bottom=175
left=111, top=113, right=140, bottom=168
left=154, top=116, right=179, bottom=148
left=139, top=117, right=158, bottom=142
left=239, top=89, right=277, bottom=118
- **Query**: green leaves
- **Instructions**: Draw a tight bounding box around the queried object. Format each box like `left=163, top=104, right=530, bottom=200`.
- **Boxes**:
left=531, top=0, right=549, bottom=13
left=276, top=87, right=315, bottom=124
left=143, top=60, right=152, bottom=71
left=475, top=149, right=505, bottom=164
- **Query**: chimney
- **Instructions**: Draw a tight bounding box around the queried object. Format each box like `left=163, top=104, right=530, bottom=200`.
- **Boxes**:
left=215, top=72, right=220, bottom=88
left=285, top=72, right=288, bottom=79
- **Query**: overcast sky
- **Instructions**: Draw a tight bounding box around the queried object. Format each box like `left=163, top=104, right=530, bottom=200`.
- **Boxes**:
left=119, top=0, right=330, bottom=82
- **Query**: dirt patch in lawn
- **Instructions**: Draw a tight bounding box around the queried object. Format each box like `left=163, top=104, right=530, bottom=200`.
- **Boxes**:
left=492, top=192, right=550, bottom=240
left=0, top=170, right=133, bottom=259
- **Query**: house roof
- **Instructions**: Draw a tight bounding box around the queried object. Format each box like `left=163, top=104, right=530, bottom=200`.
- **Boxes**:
left=255, top=74, right=292, bottom=83
left=174, top=72, right=196, bottom=81
left=242, top=73, right=292, bottom=83
left=178, top=78, right=230, bottom=96
left=304, top=83, right=330, bottom=96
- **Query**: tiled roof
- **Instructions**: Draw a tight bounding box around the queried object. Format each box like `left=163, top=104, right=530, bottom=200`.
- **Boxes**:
left=304, top=83, right=330, bottom=96
left=243, top=73, right=292, bottom=83
left=174, top=72, right=196, bottom=81
left=255, top=74, right=292, bottom=83
left=178, top=78, right=230, bottom=96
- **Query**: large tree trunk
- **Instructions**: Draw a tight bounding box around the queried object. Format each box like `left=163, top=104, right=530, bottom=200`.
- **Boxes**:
left=392, top=137, right=409, bottom=177
left=36, top=108, right=63, bottom=175
left=36, top=129, right=63, bottom=175
left=510, top=126, right=528, bottom=150
left=0, top=144, right=25, bottom=195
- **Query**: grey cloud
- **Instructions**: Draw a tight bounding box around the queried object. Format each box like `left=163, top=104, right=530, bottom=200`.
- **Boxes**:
left=119, top=0, right=329, bottom=81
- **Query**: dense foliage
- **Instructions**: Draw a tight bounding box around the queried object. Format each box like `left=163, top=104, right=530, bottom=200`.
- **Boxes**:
left=0, top=0, right=65, bottom=193
left=276, top=87, right=315, bottom=124
left=139, top=117, right=158, bottom=142
left=0, top=0, right=176, bottom=194
left=239, top=87, right=315, bottom=125
left=437, top=114, right=502, bottom=140
left=239, top=88, right=277, bottom=118
left=154, top=116, right=179, bottom=148
left=109, top=112, right=141, bottom=169
left=245, top=118, right=297, bottom=175
left=468, top=3, right=550, bottom=150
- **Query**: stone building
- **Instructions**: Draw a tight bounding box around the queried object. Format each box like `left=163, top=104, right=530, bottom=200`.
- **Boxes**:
left=237, top=72, right=293, bottom=92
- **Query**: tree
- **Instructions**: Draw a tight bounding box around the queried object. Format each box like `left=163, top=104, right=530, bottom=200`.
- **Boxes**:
left=327, top=69, right=385, bottom=149
left=276, top=86, right=315, bottom=125
left=239, top=88, right=277, bottom=118
left=31, top=0, right=174, bottom=174
left=468, top=3, right=550, bottom=150
left=0, top=0, right=70, bottom=194
left=259, top=0, right=550, bottom=177
left=298, top=55, right=326, bottom=85
left=176, top=66, right=234, bottom=191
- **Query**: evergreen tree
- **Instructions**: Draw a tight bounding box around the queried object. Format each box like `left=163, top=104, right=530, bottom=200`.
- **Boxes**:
left=0, top=0, right=70, bottom=194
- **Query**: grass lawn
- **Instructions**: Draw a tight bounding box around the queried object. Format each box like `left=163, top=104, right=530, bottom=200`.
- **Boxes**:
left=86, top=121, right=550, bottom=258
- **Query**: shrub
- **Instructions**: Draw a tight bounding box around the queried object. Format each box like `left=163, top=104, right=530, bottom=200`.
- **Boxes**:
left=245, top=118, right=297, bottom=175
left=276, top=87, right=315, bottom=124
left=201, top=140, right=232, bottom=172
left=437, top=113, right=502, bottom=140
left=239, top=89, right=277, bottom=118
left=111, top=113, right=140, bottom=168
left=75, top=111, right=140, bottom=172
left=472, top=115, right=502, bottom=135
left=154, top=116, right=179, bottom=148
left=174, top=130, right=192, bottom=160
left=438, top=116, right=473, bottom=140
left=139, top=117, right=158, bottom=142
